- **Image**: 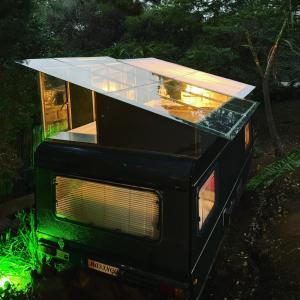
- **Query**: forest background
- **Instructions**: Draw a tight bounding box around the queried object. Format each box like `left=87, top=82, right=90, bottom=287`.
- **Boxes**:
left=0, top=0, right=299, bottom=201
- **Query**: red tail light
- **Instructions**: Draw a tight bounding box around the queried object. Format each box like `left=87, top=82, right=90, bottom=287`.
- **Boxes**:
left=159, top=282, right=184, bottom=299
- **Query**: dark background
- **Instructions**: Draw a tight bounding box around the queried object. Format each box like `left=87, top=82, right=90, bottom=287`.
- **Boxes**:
left=0, top=0, right=299, bottom=201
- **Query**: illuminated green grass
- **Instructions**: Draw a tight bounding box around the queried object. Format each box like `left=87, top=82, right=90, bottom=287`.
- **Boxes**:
left=0, top=210, right=48, bottom=294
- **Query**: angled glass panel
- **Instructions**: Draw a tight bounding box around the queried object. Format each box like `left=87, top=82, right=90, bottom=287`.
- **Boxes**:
left=93, top=62, right=160, bottom=88
left=197, top=97, right=259, bottom=139
left=19, top=57, right=259, bottom=141
left=57, top=57, right=160, bottom=88
left=19, top=58, right=130, bottom=93
left=112, top=81, right=259, bottom=140
left=56, top=56, right=115, bottom=66
left=112, top=83, right=210, bottom=124
left=176, top=71, right=254, bottom=98
left=124, top=58, right=255, bottom=98
left=56, top=57, right=116, bottom=74
left=122, top=58, right=195, bottom=78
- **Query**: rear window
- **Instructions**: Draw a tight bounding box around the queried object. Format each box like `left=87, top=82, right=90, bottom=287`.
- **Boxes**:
left=55, top=176, right=160, bottom=240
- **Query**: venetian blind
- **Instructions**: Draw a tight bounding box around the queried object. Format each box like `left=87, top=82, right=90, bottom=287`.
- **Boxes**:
left=56, top=176, right=160, bottom=240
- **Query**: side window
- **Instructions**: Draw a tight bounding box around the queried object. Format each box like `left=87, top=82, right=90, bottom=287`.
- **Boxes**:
left=245, top=122, right=251, bottom=150
left=198, top=171, right=216, bottom=230
left=40, top=73, right=69, bottom=134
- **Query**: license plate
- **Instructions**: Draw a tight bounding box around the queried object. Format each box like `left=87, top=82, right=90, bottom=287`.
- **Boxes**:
left=88, top=259, right=119, bottom=276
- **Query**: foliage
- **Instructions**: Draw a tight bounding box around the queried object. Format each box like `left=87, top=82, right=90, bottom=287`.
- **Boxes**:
left=247, top=147, right=300, bottom=191
left=125, top=4, right=203, bottom=48
left=44, top=0, right=144, bottom=54
left=0, top=0, right=299, bottom=199
left=0, top=210, right=48, bottom=296
left=0, top=143, right=22, bottom=201
left=101, top=41, right=181, bottom=61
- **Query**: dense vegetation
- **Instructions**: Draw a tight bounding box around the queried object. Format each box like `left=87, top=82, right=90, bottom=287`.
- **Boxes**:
left=0, top=0, right=299, bottom=200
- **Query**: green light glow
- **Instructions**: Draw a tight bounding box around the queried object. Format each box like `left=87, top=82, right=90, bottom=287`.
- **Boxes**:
left=32, top=121, right=68, bottom=166
left=0, top=277, right=11, bottom=289
left=0, top=210, right=49, bottom=294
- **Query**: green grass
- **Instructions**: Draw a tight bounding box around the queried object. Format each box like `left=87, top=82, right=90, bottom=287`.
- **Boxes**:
left=0, top=210, right=48, bottom=296
left=247, top=147, right=300, bottom=191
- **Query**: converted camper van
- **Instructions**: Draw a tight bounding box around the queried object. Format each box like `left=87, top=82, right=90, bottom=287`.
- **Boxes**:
left=19, top=57, right=258, bottom=299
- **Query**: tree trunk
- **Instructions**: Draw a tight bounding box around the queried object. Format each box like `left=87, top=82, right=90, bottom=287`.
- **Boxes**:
left=262, top=77, right=284, bottom=156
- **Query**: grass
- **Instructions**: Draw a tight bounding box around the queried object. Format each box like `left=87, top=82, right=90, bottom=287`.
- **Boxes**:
left=0, top=210, right=47, bottom=297
left=247, top=147, right=300, bottom=191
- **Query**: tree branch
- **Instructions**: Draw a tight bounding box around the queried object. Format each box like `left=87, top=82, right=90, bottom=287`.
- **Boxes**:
left=245, top=31, right=264, bottom=78
left=265, top=18, right=288, bottom=77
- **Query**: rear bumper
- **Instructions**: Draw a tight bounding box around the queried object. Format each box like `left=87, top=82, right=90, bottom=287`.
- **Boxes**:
left=39, top=235, right=191, bottom=298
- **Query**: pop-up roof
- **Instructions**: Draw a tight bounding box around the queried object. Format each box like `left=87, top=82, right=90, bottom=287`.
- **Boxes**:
left=18, top=56, right=258, bottom=140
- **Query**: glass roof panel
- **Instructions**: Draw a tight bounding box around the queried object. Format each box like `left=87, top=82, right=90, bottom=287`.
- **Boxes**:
left=111, top=81, right=258, bottom=140
left=197, top=98, right=258, bottom=139
left=19, top=58, right=131, bottom=93
left=112, top=83, right=210, bottom=124
left=122, top=57, right=195, bottom=78
left=124, top=58, right=255, bottom=98
left=18, top=57, right=259, bottom=140
left=93, top=62, right=160, bottom=88
left=56, top=56, right=115, bottom=65
left=177, top=71, right=254, bottom=99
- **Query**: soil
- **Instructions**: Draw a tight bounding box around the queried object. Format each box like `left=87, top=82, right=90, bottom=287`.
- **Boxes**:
left=202, top=166, right=300, bottom=299
left=202, top=99, right=300, bottom=299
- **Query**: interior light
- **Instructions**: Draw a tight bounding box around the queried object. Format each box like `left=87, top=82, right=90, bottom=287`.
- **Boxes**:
left=185, top=85, right=204, bottom=95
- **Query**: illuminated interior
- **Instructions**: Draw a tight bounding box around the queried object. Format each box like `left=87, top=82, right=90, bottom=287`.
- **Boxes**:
left=245, top=122, right=251, bottom=149
left=198, top=171, right=215, bottom=229
left=40, top=73, right=97, bottom=143
left=19, top=57, right=258, bottom=141
left=55, top=176, right=160, bottom=240
left=39, top=71, right=234, bottom=142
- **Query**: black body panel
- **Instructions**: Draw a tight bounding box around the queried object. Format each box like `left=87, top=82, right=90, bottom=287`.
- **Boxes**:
left=35, top=141, right=196, bottom=281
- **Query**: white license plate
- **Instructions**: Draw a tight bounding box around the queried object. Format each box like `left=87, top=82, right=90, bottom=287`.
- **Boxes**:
left=88, top=259, right=119, bottom=276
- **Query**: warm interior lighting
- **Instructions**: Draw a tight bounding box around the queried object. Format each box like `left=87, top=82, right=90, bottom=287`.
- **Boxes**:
left=55, top=176, right=160, bottom=240
left=198, top=171, right=215, bottom=229
left=40, top=72, right=97, bottom=143
left=69, top=121, right=96, bottom=135
left=40, top=73, right=69, bottom=134
left=185, top=85, right=204, bottom=95
left=182, top=84, right=230, bottom=107
left=97, top=79, right=122, bottom=92
left=245, top=122, right=251, bottom=149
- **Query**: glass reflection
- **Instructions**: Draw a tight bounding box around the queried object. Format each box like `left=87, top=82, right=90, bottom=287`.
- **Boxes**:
left=40, top=73, right=69, bottom=134
left=115, top=76, right=233, bottom=125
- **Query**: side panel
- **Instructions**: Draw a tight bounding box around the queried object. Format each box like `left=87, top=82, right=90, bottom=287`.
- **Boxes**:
left=190, top=122, right=253, bottom=297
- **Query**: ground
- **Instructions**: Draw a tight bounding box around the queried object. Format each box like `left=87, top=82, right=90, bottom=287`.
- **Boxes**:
left=202, top=98, right=300, bottom=299
left=202, top=166, right=300, bottom=299
left=1, top=99, right=300, bottom=299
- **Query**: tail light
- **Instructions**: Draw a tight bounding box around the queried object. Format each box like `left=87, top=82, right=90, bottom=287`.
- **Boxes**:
left=159, top=282, right=185, bottom=299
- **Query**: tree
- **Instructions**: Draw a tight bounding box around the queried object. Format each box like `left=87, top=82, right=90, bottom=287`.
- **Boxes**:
left=245, top=20, right=287, bottom=156
left=243, top=0, right=298, bottom=156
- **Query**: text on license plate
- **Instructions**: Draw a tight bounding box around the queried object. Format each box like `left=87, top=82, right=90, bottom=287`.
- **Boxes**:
left=88, top=259, right=119, bottom=276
